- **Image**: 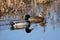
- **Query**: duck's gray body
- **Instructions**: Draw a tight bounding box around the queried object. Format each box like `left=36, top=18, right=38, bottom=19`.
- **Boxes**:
left=13, top=22, right=29, bottom=29
left=10, top=21, right=33, bottom=33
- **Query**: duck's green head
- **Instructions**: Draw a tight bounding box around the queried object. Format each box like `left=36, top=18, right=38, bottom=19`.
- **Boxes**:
left=25, top=28, right=33, bottom=33
left=10, top=22, right=15, bottom=26
left=25, top=14, right=30, bottom=21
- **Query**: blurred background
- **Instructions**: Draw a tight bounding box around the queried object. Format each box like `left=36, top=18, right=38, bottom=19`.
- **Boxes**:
left=0, top=0, right=60, bottom=40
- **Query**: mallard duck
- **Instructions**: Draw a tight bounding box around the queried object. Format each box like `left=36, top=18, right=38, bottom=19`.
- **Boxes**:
left=24, top=13, right=47, bottom=32
left=10, top=21, right=33, bottom=33
left=24, top=14, right=44, bottom=23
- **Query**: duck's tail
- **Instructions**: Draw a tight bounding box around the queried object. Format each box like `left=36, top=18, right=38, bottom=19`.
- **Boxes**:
left=10, top=22, right=15, bottom=30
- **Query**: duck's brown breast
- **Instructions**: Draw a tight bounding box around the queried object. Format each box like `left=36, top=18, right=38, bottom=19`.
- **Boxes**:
left=28, top=17, right=44, bottom=23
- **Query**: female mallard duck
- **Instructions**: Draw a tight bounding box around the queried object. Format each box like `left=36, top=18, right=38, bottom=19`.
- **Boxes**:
left=24, top=13, right=45, bottom=23
left=10, top=21, right=33, bottom=33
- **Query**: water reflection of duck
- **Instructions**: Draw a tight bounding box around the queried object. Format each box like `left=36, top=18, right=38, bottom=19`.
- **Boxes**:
left=25, top=16, right=44, bottom=23
left=24, top=12, right=45, bottom=23
left=10, top=21, right=33, bottom=33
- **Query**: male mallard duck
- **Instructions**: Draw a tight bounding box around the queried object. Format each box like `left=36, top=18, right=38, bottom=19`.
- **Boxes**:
left=24, top=13, right=44, bottom=23
left=10, top=21, right=33, bottom=33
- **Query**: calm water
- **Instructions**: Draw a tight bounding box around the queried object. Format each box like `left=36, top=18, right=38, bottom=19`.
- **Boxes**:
left=0, top=1, right=60, bottom=40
